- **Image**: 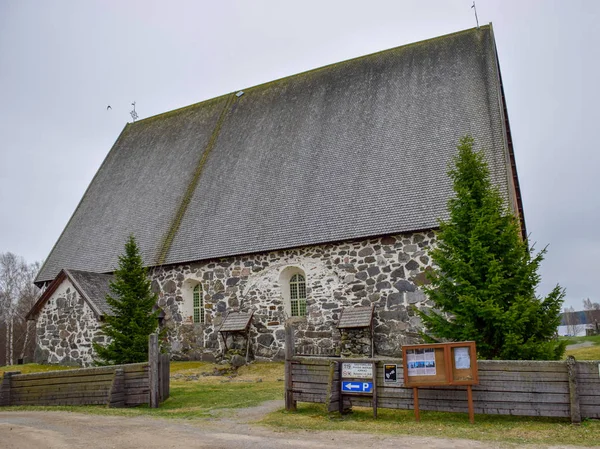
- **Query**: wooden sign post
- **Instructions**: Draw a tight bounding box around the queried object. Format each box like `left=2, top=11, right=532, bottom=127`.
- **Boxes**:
left=402, top=341, right=478, bottom=423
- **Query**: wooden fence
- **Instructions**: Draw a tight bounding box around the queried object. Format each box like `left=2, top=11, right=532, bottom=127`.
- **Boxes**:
left=285, top=356, right=600, bottom=423
left=0, top=335, right=170, bottom=408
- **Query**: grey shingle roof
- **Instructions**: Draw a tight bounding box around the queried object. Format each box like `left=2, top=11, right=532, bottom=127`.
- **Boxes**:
left=66, top=269, right=114, bottom=316
left=338, top=306, right=374, bottom=329
left=27, top=269, right=114, bottom=319
left=219, top=312, right=254, bottom=332
left=35, top=25, right=519, bottom=284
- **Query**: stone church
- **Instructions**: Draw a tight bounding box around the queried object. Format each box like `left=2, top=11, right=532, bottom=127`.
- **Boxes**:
left=28, top=25, right=525, bottom=366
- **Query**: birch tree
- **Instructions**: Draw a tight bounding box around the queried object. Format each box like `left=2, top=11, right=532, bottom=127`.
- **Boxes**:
left=0, top=253, right=40, bottom=366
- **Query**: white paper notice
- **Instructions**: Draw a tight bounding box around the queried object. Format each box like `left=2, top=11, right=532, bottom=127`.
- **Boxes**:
left=454, top=347, right=471, bottom=370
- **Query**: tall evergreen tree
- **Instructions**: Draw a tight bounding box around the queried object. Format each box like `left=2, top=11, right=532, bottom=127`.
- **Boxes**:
left=94, top=235, right=160, bottom=364
left=417, top=136, right=566, bottom=360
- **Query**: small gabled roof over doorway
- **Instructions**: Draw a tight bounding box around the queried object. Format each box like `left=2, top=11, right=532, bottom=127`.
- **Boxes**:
left=27, top=269, right=114, bottom=320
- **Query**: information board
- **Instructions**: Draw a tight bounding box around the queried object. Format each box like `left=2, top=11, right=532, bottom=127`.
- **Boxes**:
left=402, top=341, right=478, bottom=387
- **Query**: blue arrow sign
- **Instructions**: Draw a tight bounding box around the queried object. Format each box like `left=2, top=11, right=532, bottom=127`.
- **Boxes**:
left=342, top=381, right=373, bottom=393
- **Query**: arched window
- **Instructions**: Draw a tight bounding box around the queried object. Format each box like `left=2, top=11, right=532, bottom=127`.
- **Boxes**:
left=193, top=284, right=204, bottom=323
left=289, top=273, right=306, bottom=317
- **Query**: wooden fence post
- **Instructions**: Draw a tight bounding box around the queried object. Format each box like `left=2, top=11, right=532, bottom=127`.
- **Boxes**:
left=284, top=322, right=296, bottom=411
left=566, top=356, right=581, bottom=424
left=0, top=372, right=19, bottom=406
left=149, top=333, right=159, bottom=408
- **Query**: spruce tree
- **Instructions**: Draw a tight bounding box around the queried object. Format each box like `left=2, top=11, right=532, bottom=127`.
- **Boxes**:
left=94, top=235, right=160, bottom=364
left=417, top=136, right=566, bottom=360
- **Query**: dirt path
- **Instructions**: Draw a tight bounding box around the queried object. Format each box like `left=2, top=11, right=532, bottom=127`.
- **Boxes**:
left=0, top=403, right=595, bottom=449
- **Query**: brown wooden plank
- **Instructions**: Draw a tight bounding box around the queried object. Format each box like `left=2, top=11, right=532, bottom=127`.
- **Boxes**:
left=292, top=358, right=332, bottom=366
left=575, top=362, right=600, bottom=374
left=124, top=379, right=150, bottom=388
left=12, top=373, right=115, bottom=388
left=292, top=382, right=329, bottom=393
left=11, top=366, right=114, bottom=381
left=11, top=380, right=113, bottom=393
left=14, top=398, right=108, bottom=406
left=121, top=363, right=149, bottom=373
left=578, top=385, right=600, bottom=396
left=294, top=392, right=327, bottom=403
left=12, top=392, right=110, bottom=402
left=580, top=405, right=600, bottom=419
left=292, top=365, right=331, bottom=374
left=292, top=374, right=331, bottom=384
left=580, top=396, right=600, bottom=405
left=478, top=371, right=569, bottom=382
left=123, top=371, right=150, bottom=380
left=478, top=361, right=566, bottom=373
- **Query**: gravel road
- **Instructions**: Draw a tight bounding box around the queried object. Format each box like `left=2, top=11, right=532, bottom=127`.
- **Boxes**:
left=0, top=401, right=595, bottom=449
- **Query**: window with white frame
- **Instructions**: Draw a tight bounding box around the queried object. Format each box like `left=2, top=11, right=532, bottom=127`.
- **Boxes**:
left=289, top=273, right=307, bottom=317
left=193, top=284, right=204, bottom=324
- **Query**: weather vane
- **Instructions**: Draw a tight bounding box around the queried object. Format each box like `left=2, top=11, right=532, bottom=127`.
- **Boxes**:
left=130, top=101, right=138, bottom=122
left=471, top=1, right=479, bottom=29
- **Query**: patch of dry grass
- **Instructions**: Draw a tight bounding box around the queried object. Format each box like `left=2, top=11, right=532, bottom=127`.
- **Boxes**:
left=0, top=363, right=75, bottom=375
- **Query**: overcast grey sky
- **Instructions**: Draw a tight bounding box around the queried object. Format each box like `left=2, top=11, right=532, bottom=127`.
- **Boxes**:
left=1, top=0, right=598, bottom=309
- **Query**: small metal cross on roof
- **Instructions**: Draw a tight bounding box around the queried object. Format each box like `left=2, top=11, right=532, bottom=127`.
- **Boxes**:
left=471, top=2, right=479, bottom=29
left=130, top=101, right=138, bottom=122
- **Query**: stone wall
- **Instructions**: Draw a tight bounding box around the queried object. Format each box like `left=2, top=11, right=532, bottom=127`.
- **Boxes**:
left=151, top=231, right=436, bottom=360
left=34, top=279, right=103, bottom=367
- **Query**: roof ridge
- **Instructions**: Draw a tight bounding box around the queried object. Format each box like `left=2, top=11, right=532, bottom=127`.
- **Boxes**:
left=130, top=25, right=490, bottom=126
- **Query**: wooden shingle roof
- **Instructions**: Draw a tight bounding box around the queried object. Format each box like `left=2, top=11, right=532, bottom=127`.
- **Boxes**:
left=35, top=25, right=522, bottom=285
left=219, top=312, right=253, bottom=333
left=337, top=306, right=374, bottom=329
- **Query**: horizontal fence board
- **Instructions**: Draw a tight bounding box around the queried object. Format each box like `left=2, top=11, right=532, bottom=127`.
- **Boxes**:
left=580, top=396, right=600, bottom=405
left=11, top=391, right=111, bottom=401
left=576, top=363, right=600, bottom=375
left=292, top=358, right=331, bottom=367
left=292, top=374, right=331, bottom=384
left=15, top=398, right=109, bottom=406
left=11, top=375, right=115, bottom=389
left=121, top=363, right=149, bottom=373
left=294, top=392, right=327, bottom=403
left=291, top=382, right=329, bottom=393
left=478, top=371, right=569, bottom=382
left=578, top=385, right=600, bottom=396
left=292, top=365, right=331, bottom=374
left=478, top=361, right=566, bottom=372
left=580, top=406, right=600, bottom=419
left=123, top=372, right=150, bottom=380
left=11, top=367, right=114, bottom=381
left=11, top=382, right=113, bottom=395
left=124, top=379, right=150, bottom=389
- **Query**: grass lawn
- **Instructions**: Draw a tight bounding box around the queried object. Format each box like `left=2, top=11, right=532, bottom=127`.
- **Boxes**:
left=562, top=335, right=600, bottom=360
left=261, top=404, right=600, bottom=447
